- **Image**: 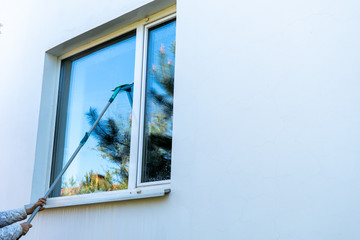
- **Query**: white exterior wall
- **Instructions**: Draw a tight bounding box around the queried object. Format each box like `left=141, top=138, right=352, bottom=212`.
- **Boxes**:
left=1, top=0, right=360, bottom=239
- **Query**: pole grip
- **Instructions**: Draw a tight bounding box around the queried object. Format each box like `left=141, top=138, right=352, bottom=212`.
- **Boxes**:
left=80, top=132, right=90, bottom=146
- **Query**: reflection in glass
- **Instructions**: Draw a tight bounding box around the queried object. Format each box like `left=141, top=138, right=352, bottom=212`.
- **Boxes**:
left=142, top=19, right=176, bottom=182
left=52, top=33, right=136, bottom=196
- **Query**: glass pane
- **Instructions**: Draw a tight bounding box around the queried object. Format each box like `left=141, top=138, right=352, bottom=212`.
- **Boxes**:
left=53, top=33, right=136, bottom=196
left=142, top=20, right=176, bottom=182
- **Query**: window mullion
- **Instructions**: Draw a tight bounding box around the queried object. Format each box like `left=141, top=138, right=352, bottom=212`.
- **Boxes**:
left=127, top=25, right=145, bottom=190
left=136, top=22, right=150, bottom=187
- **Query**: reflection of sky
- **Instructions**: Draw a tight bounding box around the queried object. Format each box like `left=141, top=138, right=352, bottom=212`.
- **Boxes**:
left=62, top=35, right=136, bottom=185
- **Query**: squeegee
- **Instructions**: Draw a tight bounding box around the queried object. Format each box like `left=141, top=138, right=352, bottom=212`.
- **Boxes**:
left=24, top=82, right=134, bottom=226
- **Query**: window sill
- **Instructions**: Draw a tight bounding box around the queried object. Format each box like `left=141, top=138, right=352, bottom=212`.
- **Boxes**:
left=38, top=185, right=170, bottom=209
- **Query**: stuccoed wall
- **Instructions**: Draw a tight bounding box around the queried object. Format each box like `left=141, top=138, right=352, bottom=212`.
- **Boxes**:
left=1, top=0, right=360, bottom=239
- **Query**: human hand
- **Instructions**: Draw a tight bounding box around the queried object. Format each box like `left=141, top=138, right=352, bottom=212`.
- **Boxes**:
left=26, top=198, right=46, bottom=215
left=20, top=223, right=32, bottom=235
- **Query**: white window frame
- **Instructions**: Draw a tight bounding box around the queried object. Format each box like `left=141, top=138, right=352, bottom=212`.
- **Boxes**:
left=32, top=6, right=176, bottom=209
left=136, top=14, right=175, bottom=187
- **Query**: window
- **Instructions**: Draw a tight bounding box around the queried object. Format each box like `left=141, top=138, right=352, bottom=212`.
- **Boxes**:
left=141, top=20, right=176, bottom=183
left=49, top=15, right=176, bottom=199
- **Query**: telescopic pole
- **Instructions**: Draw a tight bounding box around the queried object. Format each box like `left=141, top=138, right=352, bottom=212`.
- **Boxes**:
left=24, top=83, right=133, bottom=227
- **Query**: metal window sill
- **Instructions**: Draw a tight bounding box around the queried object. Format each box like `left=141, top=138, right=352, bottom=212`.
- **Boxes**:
left=36, top=185, right=170, bottom=209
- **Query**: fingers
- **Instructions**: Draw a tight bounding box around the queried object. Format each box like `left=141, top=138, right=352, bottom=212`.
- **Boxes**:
left=36, top=198, right=46, bottom=208
left=26, top=198, right=47, bottom=215
left=37, top=198, right=47, bottom=206
left=20, top=223, right=32, bottom=235
left=23, top=228, right=30, bottom=235
left=37, top=198, right=47, bottom=211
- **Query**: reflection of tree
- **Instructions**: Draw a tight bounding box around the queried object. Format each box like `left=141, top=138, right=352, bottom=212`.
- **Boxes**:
left=150, top=43, right=175, bottom=119
left=61, top=41, right=175, bottom=195
left=86, top=108, right=131, bottom=188
left=61, top=111, right=131, bottom=196
left=79, top=170, right=124, bottom=194
left=143, top=42, right=175, bottom=182
left=61, top=170, right=125, bottom=196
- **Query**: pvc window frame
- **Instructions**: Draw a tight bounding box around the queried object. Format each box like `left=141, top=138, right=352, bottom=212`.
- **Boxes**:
left=37, top=7, right=176, bottom=209
left=137, top=15, right=175, bottom=187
